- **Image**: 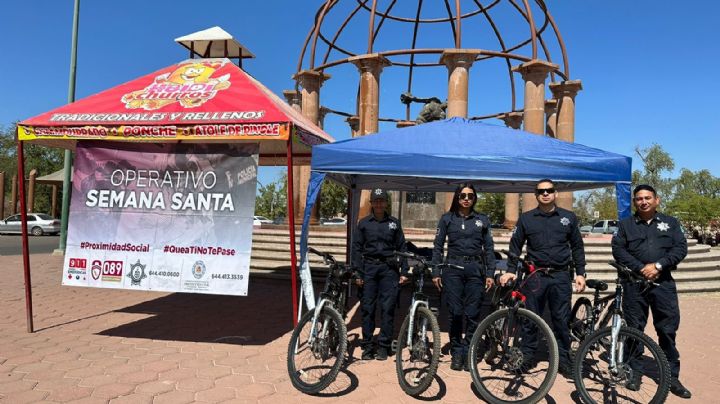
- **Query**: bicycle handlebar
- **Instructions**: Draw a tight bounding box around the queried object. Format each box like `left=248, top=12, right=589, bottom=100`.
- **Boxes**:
left=608, top=261, right=659, bottom=287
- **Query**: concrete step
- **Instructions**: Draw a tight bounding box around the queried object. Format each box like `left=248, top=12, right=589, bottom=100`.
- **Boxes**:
left=248, top=228, right=720, bottom=293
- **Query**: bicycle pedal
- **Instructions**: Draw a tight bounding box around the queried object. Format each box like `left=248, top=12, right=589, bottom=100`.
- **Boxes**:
left=391, top=340, right=398, bottom=352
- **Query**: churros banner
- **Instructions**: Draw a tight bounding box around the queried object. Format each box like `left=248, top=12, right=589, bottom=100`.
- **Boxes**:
left=17, top=58, right=309, bottom=142
left=62, top=141, right=258, bottom=296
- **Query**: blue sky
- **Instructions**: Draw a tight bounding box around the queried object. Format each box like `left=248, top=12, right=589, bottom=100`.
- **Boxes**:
left=1, top=1, right=717, bottom=188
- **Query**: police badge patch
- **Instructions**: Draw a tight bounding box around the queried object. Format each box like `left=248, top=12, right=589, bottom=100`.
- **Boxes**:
left=127, top=260, right=147, bottom=286
left=657, top=222, right=670, bottom=232
left=389, top=222, right=397, bottom=230
left=475, top=220, right=483, bottom=227
left=560, top=217, right=570, bottom=226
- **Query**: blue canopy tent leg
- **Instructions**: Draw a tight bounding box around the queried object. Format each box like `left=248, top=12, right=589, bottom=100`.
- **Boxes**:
left=298, top=172, right=325, bottom=320
left=615, top=182, right=632, bottom=220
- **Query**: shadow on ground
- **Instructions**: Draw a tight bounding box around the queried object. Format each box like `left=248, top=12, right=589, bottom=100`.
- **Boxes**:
left=98, top=277, right=296, bottom=345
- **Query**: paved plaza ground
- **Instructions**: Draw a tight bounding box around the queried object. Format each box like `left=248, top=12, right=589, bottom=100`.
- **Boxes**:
left=1, top=253, right=718, bottom=403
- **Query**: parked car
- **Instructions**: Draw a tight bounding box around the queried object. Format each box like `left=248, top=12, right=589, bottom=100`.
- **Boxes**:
left=320, top=217, right=347, bottom=226
left=580, top=219, right=618, bottom=234
left=0, top=213, right=61, bottom=236
left=253, top=215, right=273, bottom=226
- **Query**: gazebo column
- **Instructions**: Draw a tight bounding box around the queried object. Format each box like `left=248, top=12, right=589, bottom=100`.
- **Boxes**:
left=349, top=54, right=390, bottom=220
left=499, top=112, right=523, bottom=229
left=11, top=174, right=17, bottom=214
left=0, top=172, right=5, bottom=219
left=27, top=169, right=37, bottom=213
left=550, top=80, right=583, bottom=211
left=513, top=60, right=558, bottom=213
left=292, top=70, right=330, bottom=224
left=284, top=89, right=309, bottom=224
left=441, top=50, right=482, bottom=210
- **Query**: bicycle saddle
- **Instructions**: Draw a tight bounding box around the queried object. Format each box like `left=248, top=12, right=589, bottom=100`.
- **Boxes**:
left=586, top=279, right=608, bottom=291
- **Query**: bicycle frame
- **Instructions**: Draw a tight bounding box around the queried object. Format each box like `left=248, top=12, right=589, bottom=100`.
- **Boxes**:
left=307, top=248, right=350, bottom=346
left=405, top=267, right=431, bottom=347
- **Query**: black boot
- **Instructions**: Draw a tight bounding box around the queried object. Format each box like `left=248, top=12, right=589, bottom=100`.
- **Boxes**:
left=450, top=355, right=464, bottom=371
left=670, top=378, right=692, bottom=399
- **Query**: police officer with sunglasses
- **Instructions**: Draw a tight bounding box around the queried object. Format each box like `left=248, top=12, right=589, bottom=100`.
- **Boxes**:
left=499, top=179, right=586, bottom=378
left=432, top=183, right=496, bottom=371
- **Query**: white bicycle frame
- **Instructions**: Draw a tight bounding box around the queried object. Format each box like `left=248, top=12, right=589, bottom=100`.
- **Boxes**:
left=406, top=299, right=430, bottom=346
left=308, top=297, right=333, bottom=345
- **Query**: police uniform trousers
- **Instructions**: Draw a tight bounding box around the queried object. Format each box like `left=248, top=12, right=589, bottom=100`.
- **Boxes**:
left=623, top=278, right=681, bottom=378
left=520, top=270, right=572, bottom=367
left=442, top=259, right=485, bottom=359
left=361, top=261, right=400, bottom=350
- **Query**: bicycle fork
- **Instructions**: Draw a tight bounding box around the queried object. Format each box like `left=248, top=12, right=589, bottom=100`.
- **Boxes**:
left=406, top=300, right=428, bottom=347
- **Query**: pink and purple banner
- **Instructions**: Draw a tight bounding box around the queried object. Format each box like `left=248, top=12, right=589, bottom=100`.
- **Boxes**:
left=62, top=141, right=258, bottom=296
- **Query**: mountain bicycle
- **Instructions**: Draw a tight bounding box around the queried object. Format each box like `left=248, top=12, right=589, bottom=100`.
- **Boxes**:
left=287, top=247, right=352, bottom=394
left=467, top=250, right=558, bottom=404
left=391, top=249, right=450, bottom=396
left=573, top=261, right=671, bottom=404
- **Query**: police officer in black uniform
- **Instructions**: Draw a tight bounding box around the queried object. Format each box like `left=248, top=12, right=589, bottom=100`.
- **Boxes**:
left=352, top=188, right=409, bottom=361
left=500, top=179, right=586, bottom=377
left=611, top=184, right=691, bottom=398
left=432, top=183, right=496, bottom=371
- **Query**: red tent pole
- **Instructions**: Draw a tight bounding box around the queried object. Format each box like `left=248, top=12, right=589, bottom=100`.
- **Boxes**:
left=17, top=139, right=34, bottom=333
left=286, top=138, right=299, bottom=326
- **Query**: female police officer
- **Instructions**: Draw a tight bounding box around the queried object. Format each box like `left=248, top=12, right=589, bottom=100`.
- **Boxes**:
left=431, top=183, right=496, bottom=371
left=351, top=188, right=409, bottom=361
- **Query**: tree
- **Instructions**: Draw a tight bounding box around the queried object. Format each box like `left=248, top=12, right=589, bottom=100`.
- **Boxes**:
left=0, top=125, right=64, bottom=215
left=318, top=179, right=347, bottom=219
left=475, top=193, right=505, bottom=225
left=255, top=173, right=287, bottom=219
left=632, top=144, right=674, bottom=200
left=573, top=187, right=617, bottom=223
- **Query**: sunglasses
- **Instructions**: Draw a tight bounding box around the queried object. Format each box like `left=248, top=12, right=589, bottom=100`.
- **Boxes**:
left=459, top=192, right=476, bottom=200
left=535, top=188, right=556, bottom=195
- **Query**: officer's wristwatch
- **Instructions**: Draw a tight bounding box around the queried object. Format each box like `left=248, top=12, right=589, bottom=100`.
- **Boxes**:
left=654, top=262, right=662, bottom=271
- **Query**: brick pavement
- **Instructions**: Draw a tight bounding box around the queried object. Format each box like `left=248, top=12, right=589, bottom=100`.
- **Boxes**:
left=0, top=253, right=718, bottom=403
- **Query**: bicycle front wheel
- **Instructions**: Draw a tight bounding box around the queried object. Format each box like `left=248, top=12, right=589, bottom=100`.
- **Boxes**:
left=287, top=305, right=347, bottom=394
left=468, top=307, right=558, bottom=404
left=569, top=297, right=593, bottom=353
left=573, top=326, right=671, bottom=404
left=395, top=306, right=441, bottom=396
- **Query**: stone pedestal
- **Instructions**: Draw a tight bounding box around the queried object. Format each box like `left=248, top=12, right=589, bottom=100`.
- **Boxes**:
left=513, top=60, right=558, bottom=213
left=545, top=99, right=558, bottom=138
left=550, top=80, right=582, bottom=211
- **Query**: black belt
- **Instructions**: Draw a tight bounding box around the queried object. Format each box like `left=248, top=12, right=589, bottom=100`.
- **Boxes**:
left=447, top=255, right=482, bottom=263
left=364, top=256, right=393, bottom=264
left=535, top=265, right=570, bottom=273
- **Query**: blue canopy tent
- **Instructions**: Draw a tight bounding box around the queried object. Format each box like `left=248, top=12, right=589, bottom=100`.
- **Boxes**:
left=296, top=118, right=632, bottom=311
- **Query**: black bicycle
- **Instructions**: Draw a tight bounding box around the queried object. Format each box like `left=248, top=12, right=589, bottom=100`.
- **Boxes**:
left=287, top=247, right=352, bottom=394
left=392, top=250, right=445, bottom=396
left=569, top=277, right=612, bottom=353
left=573, top=261, right=671, bottom=404
left=467, top=250, right=558, bottom=404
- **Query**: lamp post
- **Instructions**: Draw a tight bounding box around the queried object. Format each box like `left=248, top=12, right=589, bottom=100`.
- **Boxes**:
left=55, top=0, right=80, bottom=255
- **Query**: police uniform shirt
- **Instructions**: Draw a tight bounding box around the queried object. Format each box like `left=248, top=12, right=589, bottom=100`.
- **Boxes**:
left=508, top=207, right=586, bottom=276
left=611, top=212, right=687, bottom=276
left=431, top=211, right=496, bottom=277
left=351, top=214, right=408, bottom=275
